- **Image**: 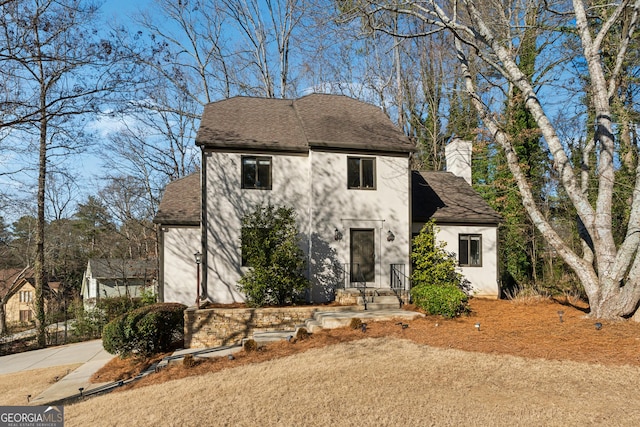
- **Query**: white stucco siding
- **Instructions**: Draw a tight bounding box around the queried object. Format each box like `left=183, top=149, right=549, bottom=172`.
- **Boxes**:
left=309, top=151, right=411, bottom=299
left=412, top=223, right=499, bottom=298
left=87, top=278, right=97, bottom=299
left=99, top=283, right=147, bottom=299
left=204, top=151, right=310, bottom=303
left=161, top=225, right=201, bottom=306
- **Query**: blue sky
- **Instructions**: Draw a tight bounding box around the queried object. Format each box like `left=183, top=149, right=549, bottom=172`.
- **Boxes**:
left=0, top=0, right=156, bottom=222
left=101, top=0, right=150, bottom=21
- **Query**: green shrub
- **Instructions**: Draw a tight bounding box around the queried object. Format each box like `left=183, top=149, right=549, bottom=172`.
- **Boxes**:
left=410, top=221, right=471, bottom=317
left=411, top=221, right=468, bottom=288
left=96, top=296, right=147, bottom=323
left=139, top=288, right=157, bottom=305
left=102, top=313, right=130, bottom=355
left=70, top=298, right=106, bottom=339
left=102, top=303, right=186, bottom=357
left=237, top=204, right=308, bottom=307
left=411, top=283, right=469, bottom=318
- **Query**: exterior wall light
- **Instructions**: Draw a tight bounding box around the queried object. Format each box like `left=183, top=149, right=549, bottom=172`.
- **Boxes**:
left=334, top=228, right=343, bottom=241
left=387, top=230, right=395, bottom=242
left=194, top=251, right=202, bottom=308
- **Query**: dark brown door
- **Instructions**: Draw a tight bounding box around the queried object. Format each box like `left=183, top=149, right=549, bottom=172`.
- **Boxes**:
left=351, top=229, right=375, bottom=282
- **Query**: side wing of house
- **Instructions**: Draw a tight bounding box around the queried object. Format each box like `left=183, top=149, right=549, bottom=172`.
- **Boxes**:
left=160, top=225, right=202, bottom=305
left=431, top=224, right=499, bottom=298
left=412, top=171, right=502, bottom=299
left=154, top=173, right=203, bottom=306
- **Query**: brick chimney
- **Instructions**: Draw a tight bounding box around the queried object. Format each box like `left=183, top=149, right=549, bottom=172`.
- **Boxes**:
left=445, top=138, right=472, bottom=185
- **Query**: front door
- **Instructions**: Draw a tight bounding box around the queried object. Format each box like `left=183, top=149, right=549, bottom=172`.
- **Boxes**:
left=350, top=229, right=375, bottom=283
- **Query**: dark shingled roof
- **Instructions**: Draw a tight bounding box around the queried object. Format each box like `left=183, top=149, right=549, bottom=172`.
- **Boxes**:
left=88, top=259, right=157, bottom=280
left=195, top=93, right=414, bottom=154
left=412, top=171, right=502, bottom=225
left=153, top=173, right=200, bottom=225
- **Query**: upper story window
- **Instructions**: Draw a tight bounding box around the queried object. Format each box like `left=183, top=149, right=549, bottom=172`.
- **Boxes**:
left=459, top=234, right=482, bottom=267
left=347, top=157, right=376, bottom=189
left=242, top=156, right=272, bottom=190
left=20, top=290, right=33, bottom=303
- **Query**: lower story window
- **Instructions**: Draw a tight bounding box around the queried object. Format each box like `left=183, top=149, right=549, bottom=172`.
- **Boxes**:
left=20, top=309, right=32, bottom=322
left=459, top=234, right=482, bottom=267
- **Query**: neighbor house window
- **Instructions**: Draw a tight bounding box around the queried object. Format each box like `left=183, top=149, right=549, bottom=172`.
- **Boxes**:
left=19, top=310, right=32, bottom=322
left=347, top=157, right=376, bottom=189
left=459, top=234, right=482, bottom=267
left=242, top=156, right=272, bottom=189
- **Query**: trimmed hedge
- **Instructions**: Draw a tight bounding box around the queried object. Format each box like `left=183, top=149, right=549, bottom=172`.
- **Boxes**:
left=410, top=283, right=469, bottom=318
left=103, top=303, right=187, bottom=357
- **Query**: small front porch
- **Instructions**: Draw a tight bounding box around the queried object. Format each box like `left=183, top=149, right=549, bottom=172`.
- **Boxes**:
left=335, top=288, right=410, bottom=309
left=333, top=263, right=411, bottom=308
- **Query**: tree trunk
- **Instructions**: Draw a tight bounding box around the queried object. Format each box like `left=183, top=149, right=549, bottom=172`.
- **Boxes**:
left=34, top=82, right=48, bottom=348
left=0, top=302, right=7, bottom=335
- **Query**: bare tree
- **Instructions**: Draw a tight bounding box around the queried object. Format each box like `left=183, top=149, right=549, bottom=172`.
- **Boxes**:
left=0, top=0, right=135, bottom=344
left=45, top=171, right=79, bottom=221
left=351, top=0, right=640, bottom=319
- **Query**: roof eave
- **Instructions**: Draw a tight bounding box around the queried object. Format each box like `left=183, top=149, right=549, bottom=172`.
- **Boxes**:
left=154, top=219, right=200, bottom=226
left=309, top=140, right=415, bottom=154
left=196, top=139, right=309, bottom=153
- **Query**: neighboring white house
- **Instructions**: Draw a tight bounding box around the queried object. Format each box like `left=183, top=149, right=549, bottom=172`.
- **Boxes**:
left=80, top=259, right=157, bottom=309
left=154, top=95, right=501, bottom=307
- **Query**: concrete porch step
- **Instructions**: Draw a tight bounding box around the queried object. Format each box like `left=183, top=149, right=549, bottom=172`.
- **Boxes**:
left=252, top=330, right=297, bottom=343
left=306, top=308, right=423, bottom=332
left=357, top=294, right=401, bottom=310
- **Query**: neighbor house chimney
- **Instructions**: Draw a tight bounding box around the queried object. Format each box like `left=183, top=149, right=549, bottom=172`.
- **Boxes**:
left=445, top=138, right=472, bottom=185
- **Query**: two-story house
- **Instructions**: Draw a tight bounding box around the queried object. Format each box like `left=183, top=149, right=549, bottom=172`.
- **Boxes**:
left=155, top=95, right=503, bottom=307
left=154, top=94, right=414, bottom=305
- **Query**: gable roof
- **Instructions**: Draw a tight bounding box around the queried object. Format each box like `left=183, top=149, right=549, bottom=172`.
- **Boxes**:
left=153, top=173, right=200, bottom=225
left=195, top=93, right=414, bottom=154
left=412, top=171, right=502, bottom=225
left=87, top=259, right=157, bottom=280
left=0, top=267, right=33, bottom=297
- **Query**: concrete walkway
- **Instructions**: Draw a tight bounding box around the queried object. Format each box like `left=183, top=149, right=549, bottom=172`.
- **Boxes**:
left=0, top=339, right=114, bottom=406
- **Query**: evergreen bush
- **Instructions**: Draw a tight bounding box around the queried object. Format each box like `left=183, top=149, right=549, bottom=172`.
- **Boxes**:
left=96, top=296, right=145, bottom=323
left=410, top=221, right=470, bottom=317
left=237, top=204, right=308, bottom=307
left=102, top=303, right=186, bottom=357
left=410, top=283, right=469, bottom=318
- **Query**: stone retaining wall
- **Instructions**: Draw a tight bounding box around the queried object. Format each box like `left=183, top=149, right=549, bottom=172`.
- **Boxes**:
left=184, top=305, right=355, bottom=349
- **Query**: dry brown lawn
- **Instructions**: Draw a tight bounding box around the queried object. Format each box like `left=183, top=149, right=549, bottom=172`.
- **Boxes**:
left=0, top=364, right=81, bottom=405
left=62, top=298, right=640, bottom=426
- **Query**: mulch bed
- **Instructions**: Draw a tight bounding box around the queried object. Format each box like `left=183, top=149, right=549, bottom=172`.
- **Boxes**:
left=93, top=297, right=640, bottom=391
